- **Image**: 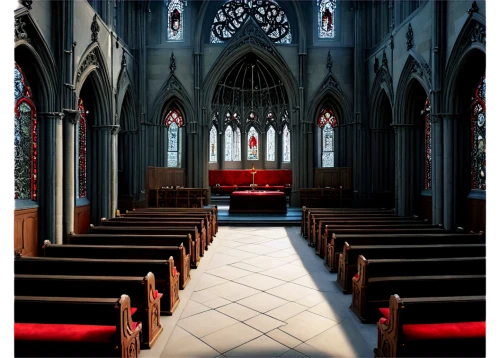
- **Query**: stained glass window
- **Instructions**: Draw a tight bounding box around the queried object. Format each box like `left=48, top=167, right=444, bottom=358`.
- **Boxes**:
left=165, top=108, right=184, bottom=167
left=209, top=125, right=218, bottom=163
left=470, top=75, right=486, bottom=190
left=318, top=108, right=337, bottom=168
left=14, top=63, right=37, bottom=201
left=225, top=126, right=233, bottom=161
left=234, top=127, right=241, bottom=161
left=283, top=124, right=290, bottom=162
left=211, top=0, right=291, bottom=44
left=267, top=126, right=276, bottom=161
left=318, top=0, right=336, bottom=38
left=248, top=126, right=259, bottom=160
left=422, top=98, right=432, bottom=190
left=77, top=98, right=87, bottom=198
left=166, top=0, right=184, bottom=41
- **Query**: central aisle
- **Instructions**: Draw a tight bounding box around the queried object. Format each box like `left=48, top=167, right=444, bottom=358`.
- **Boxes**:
left=146, top=226, right=376, bottom=358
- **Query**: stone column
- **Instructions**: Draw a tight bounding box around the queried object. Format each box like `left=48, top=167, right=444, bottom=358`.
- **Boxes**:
left=62, top=110, right=80, bottom=237
left=110, top=125, right=120, bottom=217
left=442, top=114, right=455, bottom=229
left=90, top=125, right=116, bottom=223
left=393, top=123, right=418, bottom=216
left=431, top=0, right=446, bottom=226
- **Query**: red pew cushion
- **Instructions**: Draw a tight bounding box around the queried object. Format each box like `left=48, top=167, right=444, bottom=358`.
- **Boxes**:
left=403, top=321, right=486, bottom=341
left=14, top=323, right=116, bottom=343
left=131, top=307, right=138, bottom=316
left=377, top=314, right=485, bottom=341
left=154, top=290, right=159, bottom=299
left=379, top=307, right=390, bottom=320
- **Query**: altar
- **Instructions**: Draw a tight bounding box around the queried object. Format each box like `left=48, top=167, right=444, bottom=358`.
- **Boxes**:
left=229, top=191, right=287, bottom=214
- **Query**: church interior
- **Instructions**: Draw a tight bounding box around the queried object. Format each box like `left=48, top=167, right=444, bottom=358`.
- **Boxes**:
left=12, top=0, right=490, bottom=357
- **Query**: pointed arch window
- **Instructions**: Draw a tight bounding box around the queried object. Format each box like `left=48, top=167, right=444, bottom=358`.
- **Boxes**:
left=248, top=126, right=259, bottom=160
left=267, top=126, right=276, bottom=161
left=14, top=63, right=37, bottom=201
left=209, top=125, right=218, bottom=163
left=224, top=126, right=242, bottom=161
left=470, top=75, right=486, bottom=190
left=76, top=99, right=88, bottom=198
left=210, top=0, right=291, bottom=44
left=318, top=0, right=336, bottom=38
left=225, top=126, right=233, bottom=161
left=283, top=123, right=291, bottom=163
left=318, top=108, right=337, bottom=167
left=422, top=98, right=432, bottom=190
left=165, top=108, right=184, bottom=167
left=166, top=0, right=184, bottom=41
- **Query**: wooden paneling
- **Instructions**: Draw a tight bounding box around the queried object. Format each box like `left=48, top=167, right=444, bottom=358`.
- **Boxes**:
left=313, top=168, right=352, bottom=190
left=74, top=205, right=91, bottom=234
left=14, top=207, right=38, bottom=257
left=146, top=167, right=186, bottom=206
left=466, top=198, right=486, bottom=233
left=420, top=195, right=432, bottom=222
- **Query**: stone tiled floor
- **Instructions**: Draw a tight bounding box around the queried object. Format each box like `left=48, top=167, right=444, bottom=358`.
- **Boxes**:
left=144, top=226, right=377, bottom=358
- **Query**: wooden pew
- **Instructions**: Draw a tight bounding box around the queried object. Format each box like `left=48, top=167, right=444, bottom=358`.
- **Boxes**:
left=120, top=211, right=214, bottom=243
left=15, top=256, right=179, bottom=315
left=325, top=232, right=485, bottom=273
left=301, top=207, right=395, bottom=238
left=375, top=295, right=486, bottom=357
left=302, top=209, right=395, bottom=239
left=309, top=214, right=414, bottom=245
left=309, top=216, right=419, bottom=247
left=316, top=222, right=446, bottom=258
left=89, top=225, right=206, bottom=257
left=42, top=241, right=191, bottom=289
left=14, top=294, right=141, bottom=358
left=68, top=232, right=200, bottom=269
left=101, top=218, right=209, bottom=251
left=352, top=255, right=487, bottom=322
left=127, top=206, right=218, bottom=236
left=15, top=272, right=162, bottom=348
left=337, top=241, right=486, bottom=293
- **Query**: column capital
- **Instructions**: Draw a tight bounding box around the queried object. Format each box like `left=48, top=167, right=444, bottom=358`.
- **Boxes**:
left=92, top=124, right=121, bottom=134
left=38, top=112, right=65, bottom=120
left=63, top=109, right=80, bottom=124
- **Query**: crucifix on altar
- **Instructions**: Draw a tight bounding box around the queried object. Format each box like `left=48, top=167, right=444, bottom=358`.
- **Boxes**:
left=250, top=164, right=258, bottom=190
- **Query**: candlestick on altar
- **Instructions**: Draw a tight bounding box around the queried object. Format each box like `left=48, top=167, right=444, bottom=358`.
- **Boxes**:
left=250, top=164, right=257, bottom=190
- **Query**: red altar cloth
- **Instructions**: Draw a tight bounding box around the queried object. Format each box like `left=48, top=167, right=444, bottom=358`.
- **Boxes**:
left=229, top=191, right=287, bottom=214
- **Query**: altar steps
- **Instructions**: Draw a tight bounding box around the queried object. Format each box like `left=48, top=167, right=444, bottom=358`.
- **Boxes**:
left=217, top=206, right=301, bottom=226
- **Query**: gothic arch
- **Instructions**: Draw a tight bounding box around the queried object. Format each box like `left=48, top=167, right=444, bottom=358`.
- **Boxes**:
left=442, top=13, right=486, bottom=231
left=308, top=72, right=353, bottom=125
left=394, top=53, right=431, bottom=125
left=444, top=13, right=485, bottom=114
left=74, top=43, right=113, bottom=126
left=15, top=12, right=59, bottom=245
left=15, top=13, right=58, bottom=113
left=201, top=18, right=299, bottom=126
left=194, top=0, right=306, bottom=52
left=149, top=74, right=195, bottom=126
left=370, top=66, right=394, bottom=129
left=116, top=67, right=137, bottom=127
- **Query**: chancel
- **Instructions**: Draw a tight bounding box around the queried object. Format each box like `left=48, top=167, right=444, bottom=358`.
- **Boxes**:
left=13, top=0, right=488, bottom=357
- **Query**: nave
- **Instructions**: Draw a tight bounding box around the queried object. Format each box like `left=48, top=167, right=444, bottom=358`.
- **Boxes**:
left=146, top=226, right=375, bottom=358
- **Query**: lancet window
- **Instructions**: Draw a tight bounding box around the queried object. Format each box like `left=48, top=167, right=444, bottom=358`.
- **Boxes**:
left=166, top=0, right=184, bottom=41
left=14, top=63, right=37, bottom=201
left=421, top=98, right=432, bottom=190
left=77, top=98, right=88, bottom=198
left=470, top=75, right=486, bottom=190
left=318, top=107, right=338, bottom=168
left=165, top=108, right=184, bottom=167
left=318, top=0, right=336, bottom=38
